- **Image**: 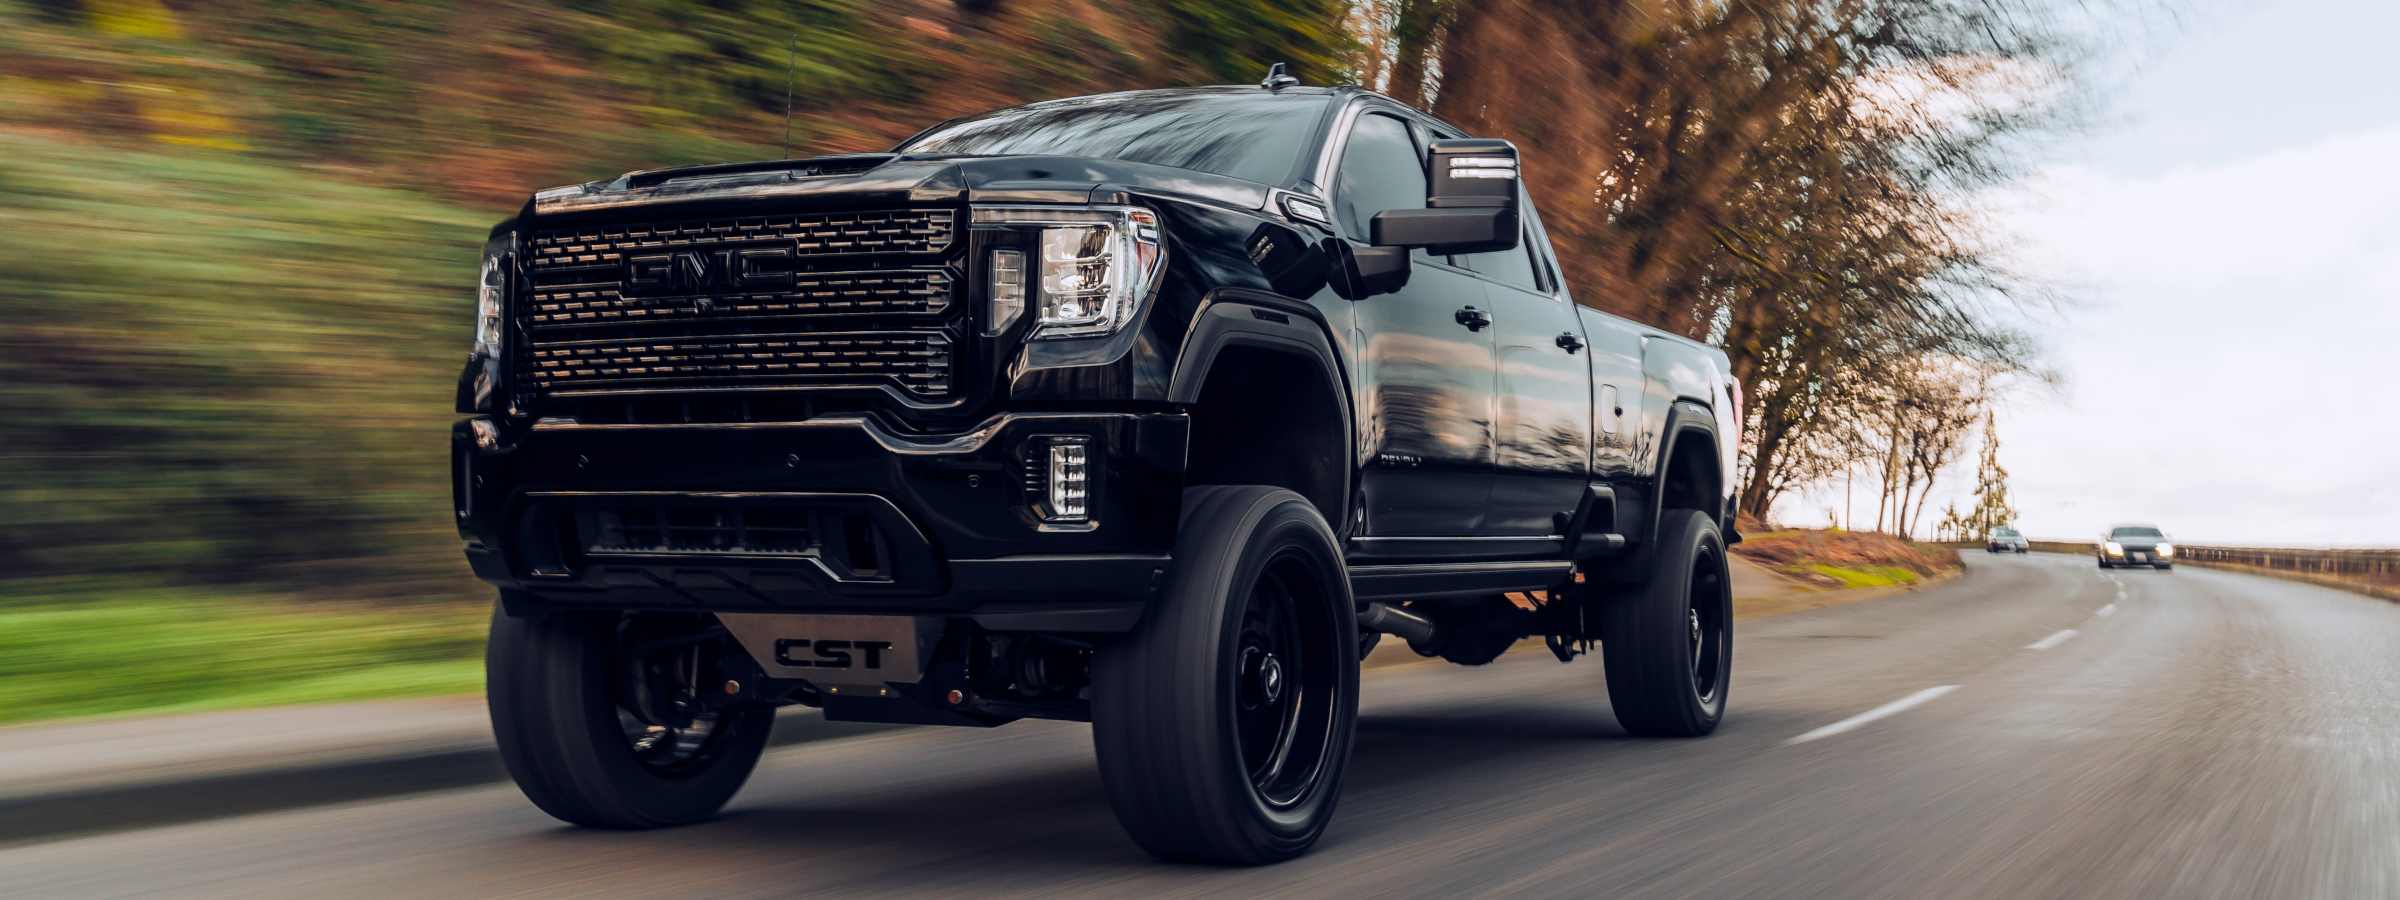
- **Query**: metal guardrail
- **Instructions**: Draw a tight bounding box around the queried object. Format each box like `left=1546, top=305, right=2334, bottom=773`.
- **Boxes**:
left=2179, top=547, right=2400, bottom=595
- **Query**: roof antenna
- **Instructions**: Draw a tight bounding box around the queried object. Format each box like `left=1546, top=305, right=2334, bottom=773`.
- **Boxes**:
left=1261, top=62, right=1299, bottom=92
left=781, top=34, right=798, bottom=159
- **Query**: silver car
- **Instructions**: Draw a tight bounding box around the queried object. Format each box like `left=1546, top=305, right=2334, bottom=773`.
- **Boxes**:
left=1986, top=526, right=2029, bottom=553
left=2098, top=524, right=2174, bottom=570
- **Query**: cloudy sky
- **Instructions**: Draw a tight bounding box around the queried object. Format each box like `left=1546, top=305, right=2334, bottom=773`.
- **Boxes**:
left=1780, top=0, right=2400, bottom=547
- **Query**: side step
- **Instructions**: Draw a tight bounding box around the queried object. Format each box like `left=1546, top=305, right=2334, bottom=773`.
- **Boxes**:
left=1347, top=560, right=1575, bottom=602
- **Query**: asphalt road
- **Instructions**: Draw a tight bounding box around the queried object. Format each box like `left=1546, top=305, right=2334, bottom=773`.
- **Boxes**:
left=8, top=553, right=2398, bottom=899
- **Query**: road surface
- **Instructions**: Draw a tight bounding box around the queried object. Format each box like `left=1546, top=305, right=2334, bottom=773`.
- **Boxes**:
left=7, top=553, right=2397, bottom=898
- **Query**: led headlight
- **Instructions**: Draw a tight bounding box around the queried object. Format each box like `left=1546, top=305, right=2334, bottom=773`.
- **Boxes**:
left=972, top=206, right=1164, bottom=340
left=2104, top=541, right=2124, bottom=556
left=2155, top=543, right=2174, bottom=558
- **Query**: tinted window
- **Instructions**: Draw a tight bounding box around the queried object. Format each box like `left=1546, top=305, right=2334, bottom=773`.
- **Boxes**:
left=1334, top=113, right=1427, bottom=242
left=899, top=91, right=1328, bottom=186
left=2110, top=526, right=2163, bottom=538
left=1458, top=230, right=1542, bottom=291
left=1993, top=527, right=2019, bottom=537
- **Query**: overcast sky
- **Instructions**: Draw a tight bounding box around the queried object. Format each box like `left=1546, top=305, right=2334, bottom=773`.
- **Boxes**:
left=1777, top=0, right=2400, bottom=547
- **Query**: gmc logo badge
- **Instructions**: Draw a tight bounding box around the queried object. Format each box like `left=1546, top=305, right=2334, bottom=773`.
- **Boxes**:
left=773, top=638, right=895, bottom=669
left=624, top=247, right=794, bottom=298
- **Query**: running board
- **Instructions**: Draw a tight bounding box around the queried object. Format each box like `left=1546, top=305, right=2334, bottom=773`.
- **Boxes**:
left=1347, top=561, right=1576, bottom=602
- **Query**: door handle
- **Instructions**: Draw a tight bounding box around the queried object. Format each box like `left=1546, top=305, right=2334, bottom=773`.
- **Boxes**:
left=1555, top=331, right=1584, bottom=353
left=1454, top=305, right=1492, bottom=331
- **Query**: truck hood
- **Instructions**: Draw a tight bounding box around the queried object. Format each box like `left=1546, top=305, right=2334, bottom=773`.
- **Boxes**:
left=531, top=153, right=1274, bottom=218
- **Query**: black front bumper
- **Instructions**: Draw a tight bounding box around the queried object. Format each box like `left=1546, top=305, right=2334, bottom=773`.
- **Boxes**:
left=454, top=411, right=1187, bottom=631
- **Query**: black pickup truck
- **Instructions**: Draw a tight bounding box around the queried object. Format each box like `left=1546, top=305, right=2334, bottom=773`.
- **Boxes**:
left=457, top=70, right=1744, bottom=864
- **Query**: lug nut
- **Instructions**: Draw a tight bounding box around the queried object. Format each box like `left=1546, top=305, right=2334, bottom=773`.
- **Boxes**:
left=723, top=680, right=740, bottom=695
left=575, top=455, right=589, bottom=469
left=946, top=689, right=965, bottom=705
left=786, top=454, right=800, bottom=467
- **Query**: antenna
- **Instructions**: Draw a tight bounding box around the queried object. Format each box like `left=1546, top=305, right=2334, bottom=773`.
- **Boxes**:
left=1260, top=62, right=1298, bottom=91
left=782, top=34, right=798, bottom=159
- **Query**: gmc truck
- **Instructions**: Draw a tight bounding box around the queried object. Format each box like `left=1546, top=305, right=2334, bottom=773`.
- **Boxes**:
left=457, top=69, right=1744, bottom=865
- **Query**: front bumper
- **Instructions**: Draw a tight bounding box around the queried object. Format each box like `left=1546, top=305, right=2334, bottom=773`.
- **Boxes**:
left=454, top=411, right=1187, bottom=630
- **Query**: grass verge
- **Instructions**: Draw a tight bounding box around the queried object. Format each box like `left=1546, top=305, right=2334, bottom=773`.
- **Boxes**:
left=1734, top=528, right=1961, bottom=589
left=0, top=584, right=486, bottom=727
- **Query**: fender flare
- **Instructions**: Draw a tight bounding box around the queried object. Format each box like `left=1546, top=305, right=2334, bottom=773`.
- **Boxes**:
left=1167, top=287, right=1357, bottom=528
left=1646, top=400, right=1726, bottom=560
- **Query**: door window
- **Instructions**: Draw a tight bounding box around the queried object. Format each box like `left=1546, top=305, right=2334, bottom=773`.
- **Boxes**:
left=1456, top=234, right=1542, bottom=292
left=1334, top=113, right=1428, bottom=243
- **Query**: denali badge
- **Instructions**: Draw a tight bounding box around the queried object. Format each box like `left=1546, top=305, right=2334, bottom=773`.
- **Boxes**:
left=623, top=247, right=795, bottom=297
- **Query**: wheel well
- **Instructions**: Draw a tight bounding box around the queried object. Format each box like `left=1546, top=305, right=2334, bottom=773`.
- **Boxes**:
left=1183, top=345, right=1348, bottom=528
left=1659, top=429, right=1722, bottom=525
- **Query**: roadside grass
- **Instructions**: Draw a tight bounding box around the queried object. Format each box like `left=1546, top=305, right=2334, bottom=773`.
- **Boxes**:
left=0, top=129, right=489, bottom=599
left=0, top=583, right=487, bottom=727
left=1736, top=528, right=1960, bottom=589
left=1799, top=563, right=1922, bottom=588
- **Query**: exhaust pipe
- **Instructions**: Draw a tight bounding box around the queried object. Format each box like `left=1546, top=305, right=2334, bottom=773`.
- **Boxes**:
left=1358, top=602, right=1444, bottom=654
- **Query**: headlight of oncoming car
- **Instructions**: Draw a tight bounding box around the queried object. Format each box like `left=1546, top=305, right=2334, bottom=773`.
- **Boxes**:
left=474, top=232, right=515, bottom=359
left=2156, top=543, right=2174, bottom=557
left=2104, top=541, right=2124, bottom=556
left=972, top=206, right=1164, bottom=340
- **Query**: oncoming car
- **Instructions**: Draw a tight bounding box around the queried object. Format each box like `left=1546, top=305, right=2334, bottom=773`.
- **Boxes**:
left=2097, top=524, right=2173, bottom=570
left=1986, top=526, right=2028, bottom=554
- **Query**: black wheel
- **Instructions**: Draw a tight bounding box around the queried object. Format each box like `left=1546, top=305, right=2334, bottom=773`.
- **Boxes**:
left=1601, top=508, right=1731, bottom=737
left=2156, top=563, right=2173, bottom=571
left=2097, top=558, right=2110, bottom=569
left=1091, top=485, right=1359, bottom=865
left=487, top=604, right=775, bottom=828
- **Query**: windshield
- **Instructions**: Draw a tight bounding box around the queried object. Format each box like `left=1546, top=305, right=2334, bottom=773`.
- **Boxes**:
left=1993, top=528, right=2019, bottom=537
left=2110, top=526, right=2163, bottom=539
left=898, top=91, right=1330, bottom=187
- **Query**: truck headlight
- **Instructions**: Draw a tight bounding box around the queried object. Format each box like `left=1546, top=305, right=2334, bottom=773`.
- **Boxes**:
left=2104, top=541, right=2124, bottom=556
left=475, top=232, right=514, bottom=358
left=973, top=206, right=1164, bottom=340
left=2155, top=543, right=2173, bottom=557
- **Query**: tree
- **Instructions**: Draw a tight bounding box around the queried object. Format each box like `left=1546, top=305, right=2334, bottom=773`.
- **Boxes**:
left=1955, top=414, right=2017, bottom=540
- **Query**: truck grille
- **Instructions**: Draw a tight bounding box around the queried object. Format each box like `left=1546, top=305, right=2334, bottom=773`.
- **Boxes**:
left=515, top=209, right=962, bottom=402
left=523, top=332, right=950, bottom=395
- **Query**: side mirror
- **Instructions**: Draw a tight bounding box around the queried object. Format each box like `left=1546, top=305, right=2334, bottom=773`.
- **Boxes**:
left=1369, top=138, right=1521, bottom=255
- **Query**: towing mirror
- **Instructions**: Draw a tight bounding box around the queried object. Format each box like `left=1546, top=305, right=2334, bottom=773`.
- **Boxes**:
left=1369, top=139, right=1522, bottom=256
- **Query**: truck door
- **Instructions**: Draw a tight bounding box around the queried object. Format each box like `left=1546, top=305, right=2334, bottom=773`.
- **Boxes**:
left=1334, top=110, right=1496, bottom=537
left=1458, top=212, right=1590, bottom=537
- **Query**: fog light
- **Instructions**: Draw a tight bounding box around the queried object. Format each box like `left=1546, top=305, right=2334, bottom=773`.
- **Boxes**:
left=1046, top=439, right=1089, bottom=522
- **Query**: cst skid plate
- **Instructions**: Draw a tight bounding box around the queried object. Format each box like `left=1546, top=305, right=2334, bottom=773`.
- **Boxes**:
left=718, top=613, right=943, bottom=696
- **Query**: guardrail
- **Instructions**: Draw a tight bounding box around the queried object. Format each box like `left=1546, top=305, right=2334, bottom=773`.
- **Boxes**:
left=2172, top=545, right=2400, bottom=602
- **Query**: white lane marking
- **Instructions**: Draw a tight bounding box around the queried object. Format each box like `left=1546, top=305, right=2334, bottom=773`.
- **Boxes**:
left=2026, top=629, right=2079, bottom=650
left=1787, top=686, right=1960, bottom=744
left=2096, top=604, right=2116, bottom=617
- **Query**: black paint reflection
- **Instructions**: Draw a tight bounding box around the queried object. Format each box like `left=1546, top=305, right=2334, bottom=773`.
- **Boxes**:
left=900, top=89, right=1331, bottom=187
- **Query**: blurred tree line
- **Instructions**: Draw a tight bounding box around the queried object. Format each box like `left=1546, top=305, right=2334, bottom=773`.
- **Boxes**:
left=0, top=0, right=2064, bottom=599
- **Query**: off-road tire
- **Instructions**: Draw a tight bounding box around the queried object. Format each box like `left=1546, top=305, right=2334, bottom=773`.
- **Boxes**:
left=1092, top=486, right=1359, bottom=865
left=487, top=604, right=774, bottom=828
left=1601, top=509, right=1732, bottom=737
